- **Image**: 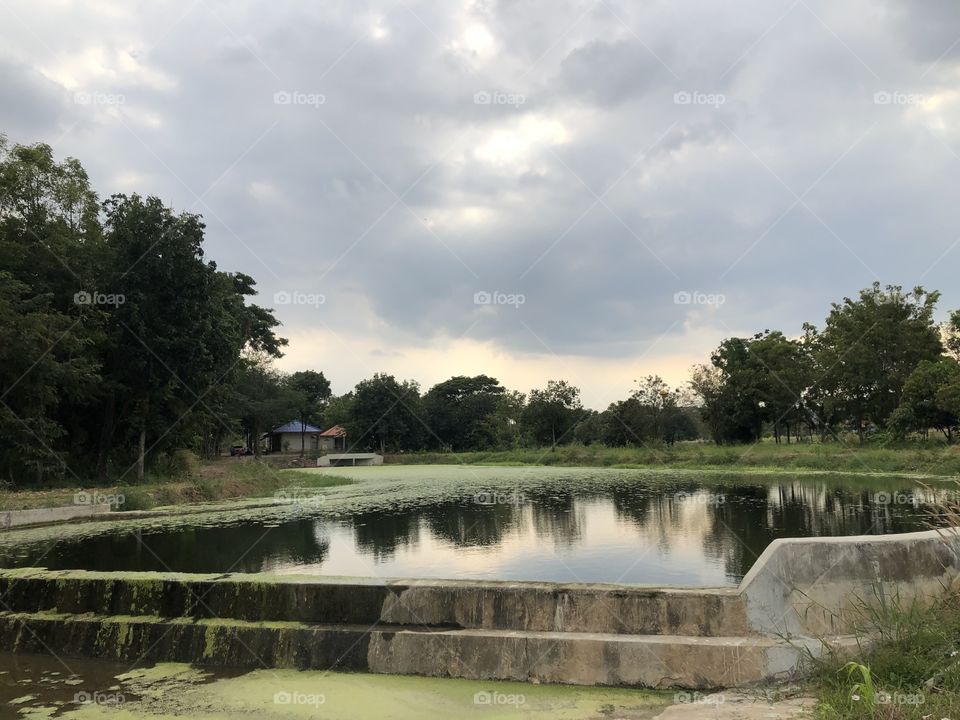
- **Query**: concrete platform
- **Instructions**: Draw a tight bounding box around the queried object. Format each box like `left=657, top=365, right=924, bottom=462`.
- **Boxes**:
left=317, top=453, right=383, bottom=467
left=0, top=527, right=957, bottom=688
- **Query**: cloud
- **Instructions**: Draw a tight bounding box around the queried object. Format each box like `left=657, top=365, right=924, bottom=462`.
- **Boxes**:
left=2, top=0, right=959, bottom=407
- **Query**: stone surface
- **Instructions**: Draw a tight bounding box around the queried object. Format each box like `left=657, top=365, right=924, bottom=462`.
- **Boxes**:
left=0, top=503, right=111, bottom=529
left=0, top=527, right=957, bottom=689
left=653, top=692, right=815, bottom=719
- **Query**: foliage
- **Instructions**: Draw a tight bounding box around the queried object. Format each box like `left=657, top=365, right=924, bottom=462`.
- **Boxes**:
left=0, top=138, right=286, bottom=484
left=522, top=379, right=585, bottom=447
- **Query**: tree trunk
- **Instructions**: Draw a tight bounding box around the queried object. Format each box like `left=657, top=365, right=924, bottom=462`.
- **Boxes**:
left=96, top=391, right=116, bottom=482
left=137, top=425, right=146, bottom=482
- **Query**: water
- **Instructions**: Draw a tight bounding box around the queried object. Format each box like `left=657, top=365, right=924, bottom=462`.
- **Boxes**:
left=0, top=469, right=942, bottom=586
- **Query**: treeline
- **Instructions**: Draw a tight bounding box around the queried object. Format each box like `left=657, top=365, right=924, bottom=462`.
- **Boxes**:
left=233, top=371, right=697, bottom=455
left=690, top=285, right=960, bottom=444
left=0, top=137, right=290, bottom=485
left=5, top=136, right=960, bottom=486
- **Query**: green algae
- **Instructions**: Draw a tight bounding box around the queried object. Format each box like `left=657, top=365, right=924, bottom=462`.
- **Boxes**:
left=32, top=662, right=670, bottom=719
left=0, top=465, right=943, bottom=565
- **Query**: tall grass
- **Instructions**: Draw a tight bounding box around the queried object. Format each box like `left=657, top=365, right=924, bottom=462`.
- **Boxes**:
left=809, top=591, right=960, bottom=719
left=387, top=442, right=960, bottom=477
left=0, top=461, right=353, bottom=511
left=808, top=487, right=960, bottom=718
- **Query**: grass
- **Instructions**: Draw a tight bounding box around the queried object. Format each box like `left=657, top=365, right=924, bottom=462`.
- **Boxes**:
left=0, top=460, right=354, bottom=512
left=809, top=590, right=960, bottom=719
left=388, top=442, right=960, bottom=478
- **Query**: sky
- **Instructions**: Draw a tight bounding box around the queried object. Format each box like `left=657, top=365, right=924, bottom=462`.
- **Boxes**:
left=2, top=0, right=959, bottom=409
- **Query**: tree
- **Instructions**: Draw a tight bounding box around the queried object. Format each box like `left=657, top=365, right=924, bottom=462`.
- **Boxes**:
left=422, top=375, right=505, bottom=451
left=231, top=358, right=302, bottom=456
left=286, top=370, right=332, bottom=455
left=748, top=331, right=813, bottom=443
left=351, top=374, right=425, bottom=452
left=889, top=358, right=960, bottom=441
left=0, top=137, right=103, bottom=484
left=817, top=284, right=943, bottom=441
left=0, top=137, right=286, bottom=482
left=521, top=380, right=584, bottom=447
left=690, top=338, right=766, bottom=444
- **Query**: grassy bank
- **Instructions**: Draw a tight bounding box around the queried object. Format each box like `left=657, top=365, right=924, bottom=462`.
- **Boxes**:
left=0, top=462, right=352, bottom=512
left=387, top=443, right=960, bottom=478
left=810, top=591, right=960, bottom=719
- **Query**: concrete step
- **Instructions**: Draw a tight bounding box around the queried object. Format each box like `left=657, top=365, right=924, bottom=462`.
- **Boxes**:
left=0, top=610, right=827, bottom=689
left=0, top=569, right=751, bottom=637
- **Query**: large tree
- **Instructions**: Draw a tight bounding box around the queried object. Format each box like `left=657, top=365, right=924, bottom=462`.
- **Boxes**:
left=889, top=358, right=960, bottom=442
left=521, top=380, right=584, bottom=447
left=422, top=375, right=506, bottom=451
left=351, top=373, right=425, bottom=452
left=817, top=284, right=942, bottom=441
left=286, top=370, right=332, bottom=454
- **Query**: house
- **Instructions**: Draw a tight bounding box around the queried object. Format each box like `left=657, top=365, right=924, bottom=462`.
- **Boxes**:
left=263, top=421, right=347, bottom=454
left=264, top=420, right=323, bottom=454
left=318, top=425, right=347, bottom=452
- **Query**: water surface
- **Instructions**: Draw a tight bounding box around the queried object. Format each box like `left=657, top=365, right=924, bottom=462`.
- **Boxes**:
left=0, top=467, right=943, bottom=586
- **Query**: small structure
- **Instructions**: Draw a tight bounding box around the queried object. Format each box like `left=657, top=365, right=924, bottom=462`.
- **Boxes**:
left=264, top=420, right=324, bottom=454
left=318, top=425, right=348, bottom=452
left=317, top=453, right=383, bottom=467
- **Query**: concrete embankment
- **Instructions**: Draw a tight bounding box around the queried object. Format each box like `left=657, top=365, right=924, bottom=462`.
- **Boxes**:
left=1, top=527, right=958, bottom=688
left=0, top=502, right=112, bottom=529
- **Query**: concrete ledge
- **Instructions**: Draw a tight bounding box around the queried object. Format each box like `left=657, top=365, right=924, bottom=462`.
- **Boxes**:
left=0, top=611, right=839, bottom=689
left=1, top=527, right=958, bottom=688
left=317, top=453, right=383, bottom=467
left=0, top=570, right=748, bottom=637
left=741, top=527, right=960, bottom=637
left=0, top=503, right=111, bottom=530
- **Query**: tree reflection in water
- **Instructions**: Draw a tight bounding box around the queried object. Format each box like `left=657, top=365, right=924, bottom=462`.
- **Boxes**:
left=0, top=478, right=939, bottom=584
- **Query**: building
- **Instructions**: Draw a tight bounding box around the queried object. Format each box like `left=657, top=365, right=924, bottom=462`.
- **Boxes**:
left=263, top=421, right=348, bottom=454
left=264, top=421, right=323, bottom=454
left=318, top=424, right=347, bottom=452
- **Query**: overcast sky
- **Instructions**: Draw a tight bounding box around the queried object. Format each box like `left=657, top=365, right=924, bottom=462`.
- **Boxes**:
left=2, top=0, right=959, bottom=408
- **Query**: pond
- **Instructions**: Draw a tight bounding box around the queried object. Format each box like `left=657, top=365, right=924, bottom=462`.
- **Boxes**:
left=0, top=466, right=945, bottom=586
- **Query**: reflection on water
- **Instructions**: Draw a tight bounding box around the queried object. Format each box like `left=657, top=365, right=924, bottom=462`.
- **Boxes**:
left=0, top=479, right=940, bottom=585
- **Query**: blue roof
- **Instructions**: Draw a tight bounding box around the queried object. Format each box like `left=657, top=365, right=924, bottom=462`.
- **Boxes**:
left=269, top=420, right=324, bottom=434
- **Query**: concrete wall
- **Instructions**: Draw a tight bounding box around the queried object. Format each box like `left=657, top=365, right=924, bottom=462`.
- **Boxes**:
left=275, top=432, right=319, bottom=453
left=317, top=453, right=383, bottom=467
left=739, top=528, right=960, bottom=638
left=1, top=527, right=958, bottom=688
left=0, top=503, right=112, bottom=530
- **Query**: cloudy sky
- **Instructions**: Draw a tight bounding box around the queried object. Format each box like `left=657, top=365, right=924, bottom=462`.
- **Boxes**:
left=3, top=0, right=959, bottom=408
